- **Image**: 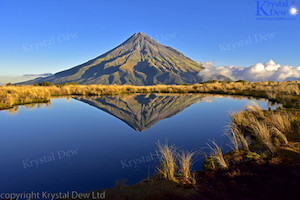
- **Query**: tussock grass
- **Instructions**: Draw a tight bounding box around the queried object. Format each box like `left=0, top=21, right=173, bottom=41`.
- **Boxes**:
left=156, top=142, right=196, bottom=184
left=246, top=102, right=264, bottom=118
left=207, top=141, right=228, bottom=169
left=229, top=123, right=249, bottom=151
left=270, top=127, right=288, bottom=145
left=157, top=142, right=177, bottom=182
left=249, top=119, right=275, bottom=153
left=1, top=81, right=299, bottom=110
left=270, top=112, right=291, bottom=133
left=179, top=151, right=195, bottom=184
left=229, top=102, right=296, bottom=155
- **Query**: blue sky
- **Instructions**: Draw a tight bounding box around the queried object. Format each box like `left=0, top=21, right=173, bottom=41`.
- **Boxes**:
left=0, top=0, right=299, bottom=82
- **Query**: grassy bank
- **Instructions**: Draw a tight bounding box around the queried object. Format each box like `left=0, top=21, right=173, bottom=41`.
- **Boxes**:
left=1, top=81, right=299, bottom=110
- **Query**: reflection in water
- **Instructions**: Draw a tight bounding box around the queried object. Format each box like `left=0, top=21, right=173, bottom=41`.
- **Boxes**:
left=74, top=94, right=206, bottom=131
left=6, top=102, right=51, bottom=115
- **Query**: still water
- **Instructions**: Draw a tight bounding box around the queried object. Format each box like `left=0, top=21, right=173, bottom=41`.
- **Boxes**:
left=0, top=94, right=275, bottom=193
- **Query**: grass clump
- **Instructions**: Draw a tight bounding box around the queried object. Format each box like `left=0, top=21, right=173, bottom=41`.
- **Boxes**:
left=229, top=101, right=298, bottom=155
left=207, top=141, right=228, bottom=169
left=157, top=142, right=177, bottom=182
left=156, top=142, right=196, bottom=184
left=228, top=123, right=249, bottom=151
left=178, top=151, right=195, bottom=184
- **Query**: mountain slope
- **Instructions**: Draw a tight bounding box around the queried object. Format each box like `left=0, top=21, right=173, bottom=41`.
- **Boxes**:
left=20, top=32, right=203, bottom=85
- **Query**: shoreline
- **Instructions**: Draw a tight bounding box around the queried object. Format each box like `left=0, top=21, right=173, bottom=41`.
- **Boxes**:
left=1, top=81, right=299, bottom=110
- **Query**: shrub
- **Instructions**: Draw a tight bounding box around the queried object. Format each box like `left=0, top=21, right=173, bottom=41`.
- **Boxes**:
left=236, top=80, right=247, bottom=83
left=41, top=81, right=54, bottom=86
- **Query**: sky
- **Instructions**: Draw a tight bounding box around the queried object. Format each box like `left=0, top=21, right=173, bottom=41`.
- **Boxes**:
left=0, top=0, right=299, bottom=83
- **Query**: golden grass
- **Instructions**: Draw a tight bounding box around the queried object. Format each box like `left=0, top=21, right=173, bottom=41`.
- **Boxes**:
left=157, top=142, right=177, bottom=182
left=246, top=102, right=264, bottom=118
left=270, top=112, right=292, bottom=133
left=156, top=142, right=197, bottom=184
left=0, top=81, right=299, bottom=110
left=207, top=141, right=228, bottom=169
left=178, top=151, right=195, bottom=184
left=249, top=119, right=275, bottom=153
left=229, top=102, right=297, bottom=155
left=229, top=123, right=249, bottom=151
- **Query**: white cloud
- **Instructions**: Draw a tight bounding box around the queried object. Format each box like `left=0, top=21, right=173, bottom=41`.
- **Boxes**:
left=198, top=60, right=300, bottom=82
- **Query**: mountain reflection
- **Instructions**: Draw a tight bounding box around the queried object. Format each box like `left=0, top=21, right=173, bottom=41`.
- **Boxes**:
left=74, top=93, right=206, bottom=132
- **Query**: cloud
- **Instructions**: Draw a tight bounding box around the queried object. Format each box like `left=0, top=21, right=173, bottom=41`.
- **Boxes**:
left=0, top=73, right=52, bottom=85
left=23, top=73, right=53, bottom=77
left=198, top=60, right=300, bottom=82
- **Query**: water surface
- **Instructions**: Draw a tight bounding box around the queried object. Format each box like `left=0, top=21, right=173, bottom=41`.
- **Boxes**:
left=0, top=94, right=275, bottom=193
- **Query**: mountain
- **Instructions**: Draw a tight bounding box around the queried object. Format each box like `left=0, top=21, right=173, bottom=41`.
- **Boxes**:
left=74, top=93, right=205, bottom=131
left=20, top=32, right=203, bottom=85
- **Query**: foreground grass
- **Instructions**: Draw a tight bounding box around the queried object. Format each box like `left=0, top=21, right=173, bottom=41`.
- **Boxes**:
left=0, top=81, right=299, bottom=110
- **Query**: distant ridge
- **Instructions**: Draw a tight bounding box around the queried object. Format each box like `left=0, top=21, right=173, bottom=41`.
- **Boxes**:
left=20, top=32, right=205, bottom=85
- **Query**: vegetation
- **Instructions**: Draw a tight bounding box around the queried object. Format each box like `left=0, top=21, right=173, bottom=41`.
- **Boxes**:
left=156, top=142, right=196, bottom=184
left=206, top=141, right=228, bottom=169
left=178, top=151, right=195, bottom=184
left=0, top=81, right=299, bottom=110
left=157, top=142, right=177, bottom=182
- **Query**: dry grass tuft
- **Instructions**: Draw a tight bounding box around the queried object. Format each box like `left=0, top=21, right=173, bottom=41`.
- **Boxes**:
left=157, top=142, right=177, bottom=182
left=207, top=141, right=228, bottom=169
left=246, top=102, right=264, bottom=118
left=249, top=119, right=275, bottom=153
left=270, top=112, right=291, bottom=133
left=179, top=151, right=195, bottom=184
left=229, top=123, right=249, bottom=151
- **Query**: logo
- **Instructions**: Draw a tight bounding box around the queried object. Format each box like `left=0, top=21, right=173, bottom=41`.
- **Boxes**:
left=289, top=1, right=299, bottom=15
left=256, top=0, right=298, bottom=20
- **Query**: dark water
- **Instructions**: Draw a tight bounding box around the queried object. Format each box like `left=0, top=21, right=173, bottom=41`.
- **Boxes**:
left=0, top=94, right=275, bottom=193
